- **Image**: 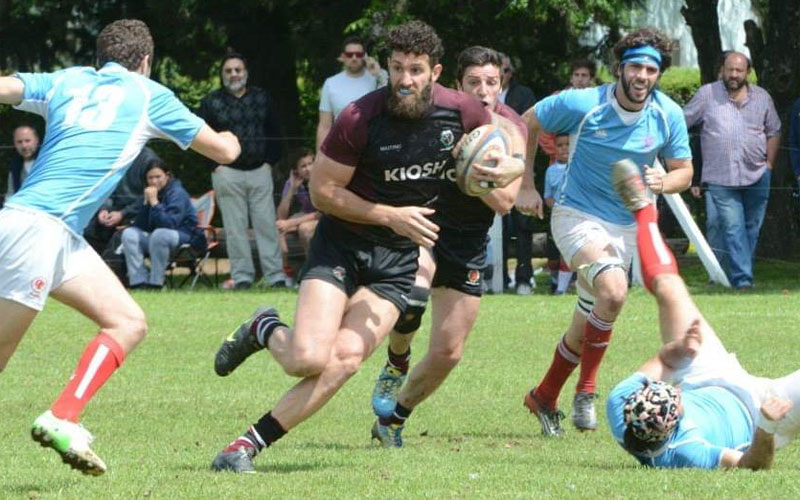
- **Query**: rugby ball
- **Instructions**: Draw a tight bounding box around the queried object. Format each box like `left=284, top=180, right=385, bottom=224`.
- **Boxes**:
left=455, top=124, right=510, bottom=197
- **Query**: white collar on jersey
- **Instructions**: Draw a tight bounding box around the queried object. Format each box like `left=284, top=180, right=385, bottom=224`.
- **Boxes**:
left=607, top=84, right=652, bottom=126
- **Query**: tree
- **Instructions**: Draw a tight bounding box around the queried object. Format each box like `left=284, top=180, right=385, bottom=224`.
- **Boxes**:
left=681, top=0, right=722, bottom=84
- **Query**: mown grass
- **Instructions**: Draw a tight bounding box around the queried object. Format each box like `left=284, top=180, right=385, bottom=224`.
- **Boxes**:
left=2, top=261, right=800, bottom=499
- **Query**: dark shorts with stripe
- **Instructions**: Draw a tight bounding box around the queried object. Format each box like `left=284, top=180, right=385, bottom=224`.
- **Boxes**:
left=431, top=227, right=488, bottom=297
left=298, top=217, right=419, bottom=313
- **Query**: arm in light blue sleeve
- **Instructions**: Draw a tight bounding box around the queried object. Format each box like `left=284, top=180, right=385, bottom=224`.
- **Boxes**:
left=668, top=442, right=724, bottom=469
left=606, top=373, right=649, bottom=443
left=533, top=89, right=594, bottom=134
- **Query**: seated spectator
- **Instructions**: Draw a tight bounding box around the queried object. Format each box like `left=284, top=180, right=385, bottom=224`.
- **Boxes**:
left=84, top=147, right=161, bottom=254
left=121, top=161, right=205, bottom=289
left=543, top=133, right=574, bottom=294
left=276, top=148, right=319, bottom=280
left=4, top=125, right=39, bottom=205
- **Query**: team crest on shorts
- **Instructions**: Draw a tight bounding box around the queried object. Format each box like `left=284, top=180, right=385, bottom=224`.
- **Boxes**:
left=29, top=276, right=47, bottom=298
left=466, top=269, right=481, bottom=285
left=439, top=129, right=455, bottom=151
left=332, top=266, right=346, bottom=282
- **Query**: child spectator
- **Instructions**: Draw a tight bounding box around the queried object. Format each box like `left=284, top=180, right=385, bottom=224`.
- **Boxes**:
left=275, top=148, right=319, bottom=283
left=544, top=133, right=574, bottom=294
left=121, top=161, right=205, bottom=289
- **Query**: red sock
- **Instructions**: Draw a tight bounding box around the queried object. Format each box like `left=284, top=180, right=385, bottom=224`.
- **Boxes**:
left=576, top=311, right=612, bottom=394
left=534, top=336, right=580, bottom=409
left=634, top=204, right=678, bottom=292
left=51, top=333, right=125, bottom=422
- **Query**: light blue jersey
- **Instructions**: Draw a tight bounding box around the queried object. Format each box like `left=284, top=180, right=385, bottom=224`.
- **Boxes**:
left=534, top=85, right=691, bottom=225
left=7, top=63, right=204, bottom=233
left=543, top=161, right=567, bottom=201
left=607, top=373, right=753, bottom=469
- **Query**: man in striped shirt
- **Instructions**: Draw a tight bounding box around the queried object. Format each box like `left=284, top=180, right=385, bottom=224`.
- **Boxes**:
left=684, top=51, right=780, bottom=290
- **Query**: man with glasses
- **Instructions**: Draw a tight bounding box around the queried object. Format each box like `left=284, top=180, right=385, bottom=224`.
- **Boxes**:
left=316, top=35, right=388, bottom=152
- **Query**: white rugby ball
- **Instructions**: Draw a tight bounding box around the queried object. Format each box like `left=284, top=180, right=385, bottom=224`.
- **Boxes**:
left=455, top=124, right=510, bottom=197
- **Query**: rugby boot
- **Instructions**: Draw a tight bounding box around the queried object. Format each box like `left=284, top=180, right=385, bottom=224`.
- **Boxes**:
left=371, top=420, right=404, bottom=448
left=371, top=365, right=407, bottom=418
left=572, top=391, right=599, bottom=431
left=611, top=158, right=651, bottom=212
left=523, top=388, right=566, bottom=437
left=31, top=410, right=107, bottom=476
left=211, top=438, right=257, bottom=473
left=214, top=307, right=278, bottom=376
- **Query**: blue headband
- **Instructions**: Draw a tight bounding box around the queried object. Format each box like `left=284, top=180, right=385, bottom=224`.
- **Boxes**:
left=621, top=45, right=662, bottom=68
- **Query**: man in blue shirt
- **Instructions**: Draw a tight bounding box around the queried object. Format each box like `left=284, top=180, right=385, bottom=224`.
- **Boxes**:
left=606, top=160, right=797, bottom=470
left=518, top=28, right=693, bottom=436
left=0, top=19, right=240, bottom=476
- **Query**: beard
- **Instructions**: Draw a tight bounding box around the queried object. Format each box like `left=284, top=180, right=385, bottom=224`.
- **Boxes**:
left=223, top=73, right=248, bottom=94
left=620, top=71, right=655, bottom=105
left=387, top=80, right=433, bottom=120
left=723, top=76, right=746, bottom=92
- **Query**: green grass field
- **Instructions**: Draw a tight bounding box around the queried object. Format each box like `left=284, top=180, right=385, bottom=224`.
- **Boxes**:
left=3, top=261, right=800, bottom=499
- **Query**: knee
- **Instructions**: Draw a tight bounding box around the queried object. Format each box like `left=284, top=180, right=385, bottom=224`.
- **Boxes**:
left=428, top=346, right=463, bottom=371
left=282, top=348, right=330, bottom=378
left=595, top=285, right=627, bottom=316
left=308, top=340, right=366, bottom=381
left=121, top=227, right=137, bottom=245
left=109, top=306, right=148, bottom=346
left=150, top=229, right=173, bottom=247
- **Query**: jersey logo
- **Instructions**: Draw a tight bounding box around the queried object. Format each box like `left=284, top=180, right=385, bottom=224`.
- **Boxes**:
left=29, top=276, right=47, bottom=298
left=379, top=144, right=403, bottom=152
left=332, top=266, right=346, bottom=282
left=594, top=129, right=608, bottom=138
left=439, top=129, right=455, bottom=151
left=384, top=160, right=452, bottom=182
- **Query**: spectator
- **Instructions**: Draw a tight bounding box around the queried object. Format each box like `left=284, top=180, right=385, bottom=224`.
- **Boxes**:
left=543, top=133, right=573, bottom=294
left=539, top=58, right=597, bottom=164
left=316, top=35, right=387, bottom=152
left=121, top=161, right=205, bottom=290
left=498, top=52, right=539, bottom=295
left=684, top=51, right=780, bottom=289
left=84, top=147, right=161, bottom=254
left=275, top=147, right=319, bottom=281
left=4, top=125, right=39, bottom=204
left=199, top=52, right=286, bottom=290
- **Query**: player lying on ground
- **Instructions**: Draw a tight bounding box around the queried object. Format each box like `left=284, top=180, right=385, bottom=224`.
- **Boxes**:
left=0, top=19, right=240, bottom=476
left=606, top=159, right=799, bottom=469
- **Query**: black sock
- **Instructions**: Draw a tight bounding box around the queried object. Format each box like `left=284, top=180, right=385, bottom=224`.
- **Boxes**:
left=380, top=402, right=412, bottom=426
left=387, top=347, right=411, bottom=374
left=250, top=411, right=287, bottom=451
left=251, top=314, right=287, bottom=349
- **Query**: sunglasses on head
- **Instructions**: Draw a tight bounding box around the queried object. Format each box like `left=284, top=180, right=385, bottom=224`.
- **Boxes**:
left=344, top=51, right=365, bottom=59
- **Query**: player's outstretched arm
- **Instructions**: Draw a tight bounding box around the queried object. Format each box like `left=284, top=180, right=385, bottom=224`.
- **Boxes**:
left=190, top=125, right=241, bottom=166
left=722, top=396, right=793, bottom=470
left=635, top=320, right=703, bottom=382
left=310, top=152, right=439, bottom=248
left=0, top=76, right=24, bottom=105
left=515, top=107, right=544, bottom=218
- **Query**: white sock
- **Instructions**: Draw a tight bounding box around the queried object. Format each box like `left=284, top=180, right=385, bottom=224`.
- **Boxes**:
left=556, top=271, right=573, bottom=293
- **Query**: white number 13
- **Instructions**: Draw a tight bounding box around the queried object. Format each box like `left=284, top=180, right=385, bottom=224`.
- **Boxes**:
left=64, top=84, right=125, bottom=131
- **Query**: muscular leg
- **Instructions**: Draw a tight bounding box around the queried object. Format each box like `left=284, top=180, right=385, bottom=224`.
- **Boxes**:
left=397, top=288, right=479, bottom=409
left=0, top=298, right=38, bottom=372
left=271, top=287, right=400, bottom=429
left=267, top=279, right=349, bottom=377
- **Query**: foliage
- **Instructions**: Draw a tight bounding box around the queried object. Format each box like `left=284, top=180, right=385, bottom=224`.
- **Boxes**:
left=657, top=67, right=701, bottom=106
left=4, top=265, right=800, bottom=497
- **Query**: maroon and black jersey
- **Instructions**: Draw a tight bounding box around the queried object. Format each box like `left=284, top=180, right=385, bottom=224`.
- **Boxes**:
left=433, top=100, right=529, bottom=232
left=321, top=83, right=491, bottom=248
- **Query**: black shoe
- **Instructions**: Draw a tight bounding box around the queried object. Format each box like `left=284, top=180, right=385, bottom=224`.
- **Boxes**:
left=269, top=280, right=287, bottom=289
left=214, top=307, right=278, bottom=376
left=234, top=281, right=252, bottom=290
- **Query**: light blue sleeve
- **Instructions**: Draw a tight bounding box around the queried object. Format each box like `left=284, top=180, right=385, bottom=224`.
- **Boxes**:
left=662, top=103, right=692, bottom=160
left=13, top=69, right=71, bottom=117
left=147, top=82, right=204, bottom=149
left=533, top=89, right=595, bottom=134
left=544, top=168, right=556, bottom=199
left=668, top=442, right=724, bottom=469
left=606, top=373, right=649, bottom=443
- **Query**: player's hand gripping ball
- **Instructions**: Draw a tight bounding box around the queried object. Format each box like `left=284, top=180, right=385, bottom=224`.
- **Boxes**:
left=455, top=124, right=511, bottom=197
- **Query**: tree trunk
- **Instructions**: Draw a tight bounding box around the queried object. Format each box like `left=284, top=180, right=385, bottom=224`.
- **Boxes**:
left=681, top=0, right=722, bottom=84
left=750, top=0, right=800, bottom=259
